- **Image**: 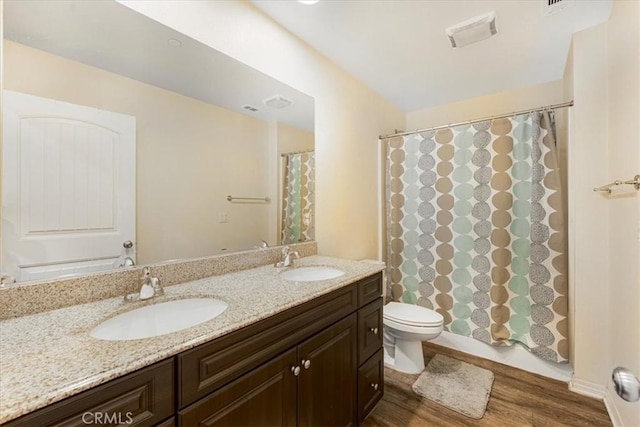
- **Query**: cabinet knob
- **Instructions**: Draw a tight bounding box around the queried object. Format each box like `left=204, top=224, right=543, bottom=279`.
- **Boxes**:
left=302, top=359, right=311, bottom=369
left=369, top=327, right=379, bottom=335
left=370, top=383, right=379, bottom=391
left=291, top=366, right=301, bottom=376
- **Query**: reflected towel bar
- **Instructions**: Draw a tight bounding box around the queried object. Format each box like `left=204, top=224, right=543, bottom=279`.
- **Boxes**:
left=593, top=174, right=640, bottom=194
left=227, top=195, right=271, bottom=203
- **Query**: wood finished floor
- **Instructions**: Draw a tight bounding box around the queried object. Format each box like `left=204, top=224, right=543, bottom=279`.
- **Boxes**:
left=363, top=342, right=612, bottom=427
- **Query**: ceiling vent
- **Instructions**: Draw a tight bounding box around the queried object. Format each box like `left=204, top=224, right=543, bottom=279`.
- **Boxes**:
left=446, top=12, right=497, bottom=48
left=262, top=95, right=294, bottom=109
left=545, top=0, right=573, bottom=16
left=242, top=105, right=259, bottom=112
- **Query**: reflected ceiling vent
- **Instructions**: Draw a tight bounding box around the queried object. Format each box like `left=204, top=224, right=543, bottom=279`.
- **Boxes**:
left=242, top=105, right=259, bottom=112
left=263, top=95, right=294, bottom=109
left=446, top=12, right=497, bottom=48
left=544, top=0, right=573, bottom=16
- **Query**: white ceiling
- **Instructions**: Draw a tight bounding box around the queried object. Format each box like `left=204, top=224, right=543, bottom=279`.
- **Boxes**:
left=252, top=0, right=613, bottom=112
left=3, top=0, right=315, bottom=132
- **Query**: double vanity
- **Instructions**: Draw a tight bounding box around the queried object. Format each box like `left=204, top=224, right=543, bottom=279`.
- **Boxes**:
left=0, top=255, right=385, bottom=426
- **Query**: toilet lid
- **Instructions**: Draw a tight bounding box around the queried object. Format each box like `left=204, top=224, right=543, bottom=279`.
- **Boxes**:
left=384, top=302, right=444, bottom=327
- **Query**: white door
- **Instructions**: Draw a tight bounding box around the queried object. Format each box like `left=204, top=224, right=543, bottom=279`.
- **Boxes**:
left=1, top=90, right=136, bottom=282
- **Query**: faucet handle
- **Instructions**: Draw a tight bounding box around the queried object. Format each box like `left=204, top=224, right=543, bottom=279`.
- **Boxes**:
left=275, top=246, right=290, bottom=268
left=0, top=274, right=16, bottom=287
left=151, top=277, right=164, bottom=297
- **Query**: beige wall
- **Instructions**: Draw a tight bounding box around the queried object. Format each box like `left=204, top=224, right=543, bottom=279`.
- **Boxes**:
left=119, top=0, right=405, bottom=261
left=406, top=80, right=566, bottom=130
left=567, top=1, right=640, bottom=424
left=4, top=40, right=277, bottom=264
left=277, top=122, right=314, bottom=156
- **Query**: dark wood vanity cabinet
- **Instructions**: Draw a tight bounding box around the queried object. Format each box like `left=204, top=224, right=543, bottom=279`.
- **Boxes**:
left=296, top=314, right=358, bottom=426
left=179, top=348, right=299, bottom=426
left=177, top=272, right=383, bottom=427
left=179, top=315, right=358, bottom=427
left=4, top=359, right=175, bottom=427
left=5, top=272, right=383, bottom=427
left=357, top=348, right=384, bottom=423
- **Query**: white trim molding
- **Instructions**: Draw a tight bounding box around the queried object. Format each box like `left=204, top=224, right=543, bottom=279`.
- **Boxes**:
left=569, top=377, right=623, bottom=426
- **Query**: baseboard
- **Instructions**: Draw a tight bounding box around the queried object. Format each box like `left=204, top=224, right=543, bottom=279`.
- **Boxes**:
left=569, top=377, right=607, bottom=399
left=603, top=387, right=625, bottom=427
left=569, top=377, right=623, bottom=426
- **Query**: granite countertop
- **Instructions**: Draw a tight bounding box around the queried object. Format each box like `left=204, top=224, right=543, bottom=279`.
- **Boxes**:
left=0, top=256, right=385, bottom=424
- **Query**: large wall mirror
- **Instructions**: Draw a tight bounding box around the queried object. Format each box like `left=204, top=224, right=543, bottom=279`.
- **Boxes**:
left=1, top=0, right=315, bottom=284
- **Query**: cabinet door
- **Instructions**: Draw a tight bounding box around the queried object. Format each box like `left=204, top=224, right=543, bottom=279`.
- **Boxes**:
left=178, top=349, right=297, bottom=427
left=298, top=314, right=357, bottom=427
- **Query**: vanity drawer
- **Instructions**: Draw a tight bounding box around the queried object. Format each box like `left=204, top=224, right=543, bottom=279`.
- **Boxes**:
left=6, top=359, right=174, bottom=427
left=358, top=297, right=383, bottom=365
left=178, top=283, right=358, bottom=408
left=357, top=349, right=384, bottom=424
left=358, top=272, right=383, bottom=307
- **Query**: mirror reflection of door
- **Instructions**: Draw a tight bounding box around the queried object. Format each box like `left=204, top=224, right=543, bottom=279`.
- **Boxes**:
left=1, top=90, right=136, bottom=282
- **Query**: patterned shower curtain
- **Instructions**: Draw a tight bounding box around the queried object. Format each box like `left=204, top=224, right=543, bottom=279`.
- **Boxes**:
left=281, top=151, right=315, bottom=244
left=385, top=112, right=568, bottom=362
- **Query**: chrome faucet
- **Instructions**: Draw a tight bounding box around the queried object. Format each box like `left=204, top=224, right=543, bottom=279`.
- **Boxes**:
left=275, top=246, right=300, bottom=268
left=115, top=240, right=136, bottom=268
left=255, top=239, right=269, bottom=250
left=124, top=267, right=163, bottom=302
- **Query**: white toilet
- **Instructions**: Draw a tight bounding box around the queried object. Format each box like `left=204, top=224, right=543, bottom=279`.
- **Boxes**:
left=383, top=302, right=444, bottom=374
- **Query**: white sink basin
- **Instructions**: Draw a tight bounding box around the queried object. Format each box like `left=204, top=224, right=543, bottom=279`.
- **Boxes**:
left=90, top=298, right=228, bottom=341
left=280, top=266, right=345, bottom=282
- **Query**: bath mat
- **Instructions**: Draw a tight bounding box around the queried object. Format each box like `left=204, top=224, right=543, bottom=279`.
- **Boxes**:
left=411, top=354, right=494, bottom=419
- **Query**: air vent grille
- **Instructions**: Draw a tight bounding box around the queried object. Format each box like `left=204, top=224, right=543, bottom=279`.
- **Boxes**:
left=242, top=105, right=259, bottom=112
left=544, top=0, right=572, bottom=16
left=263, top=95, right=294, bottom=109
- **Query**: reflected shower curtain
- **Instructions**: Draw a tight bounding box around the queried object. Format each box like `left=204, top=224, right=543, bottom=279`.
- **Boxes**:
left=281, top=152, right=315, bottom=244
left=385, top=112, right=568, bottom=362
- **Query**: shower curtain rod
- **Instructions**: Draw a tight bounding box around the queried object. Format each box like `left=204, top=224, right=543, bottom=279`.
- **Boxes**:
left=280, top=149, right=314, bottom=156
left=379, top=100, right=574, bottom=140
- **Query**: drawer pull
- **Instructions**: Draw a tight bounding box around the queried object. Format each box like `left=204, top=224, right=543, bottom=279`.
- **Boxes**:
left=371, top=383, right=379, bottom=391
left=302, top=359, right=311, bottom=369
left=291, top=366, right=301, bottom=376
left=369, top=327, right=379, bottom=335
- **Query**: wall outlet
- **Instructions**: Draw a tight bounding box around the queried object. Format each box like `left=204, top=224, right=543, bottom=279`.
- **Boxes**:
left=218, top=212, right=229, bottom=223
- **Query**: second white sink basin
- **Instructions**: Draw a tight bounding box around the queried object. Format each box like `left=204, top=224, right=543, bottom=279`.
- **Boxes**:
left=90, top=298, right=228, bottom=341
left=280, top=266, right=345, bottom=282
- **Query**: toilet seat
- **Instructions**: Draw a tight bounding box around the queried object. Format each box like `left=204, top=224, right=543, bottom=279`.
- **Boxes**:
left=383, top=317, right=443, bottom=336
left=384, top=302, right=443, bottom=327
left=383, top=302, right=444, bottom=374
